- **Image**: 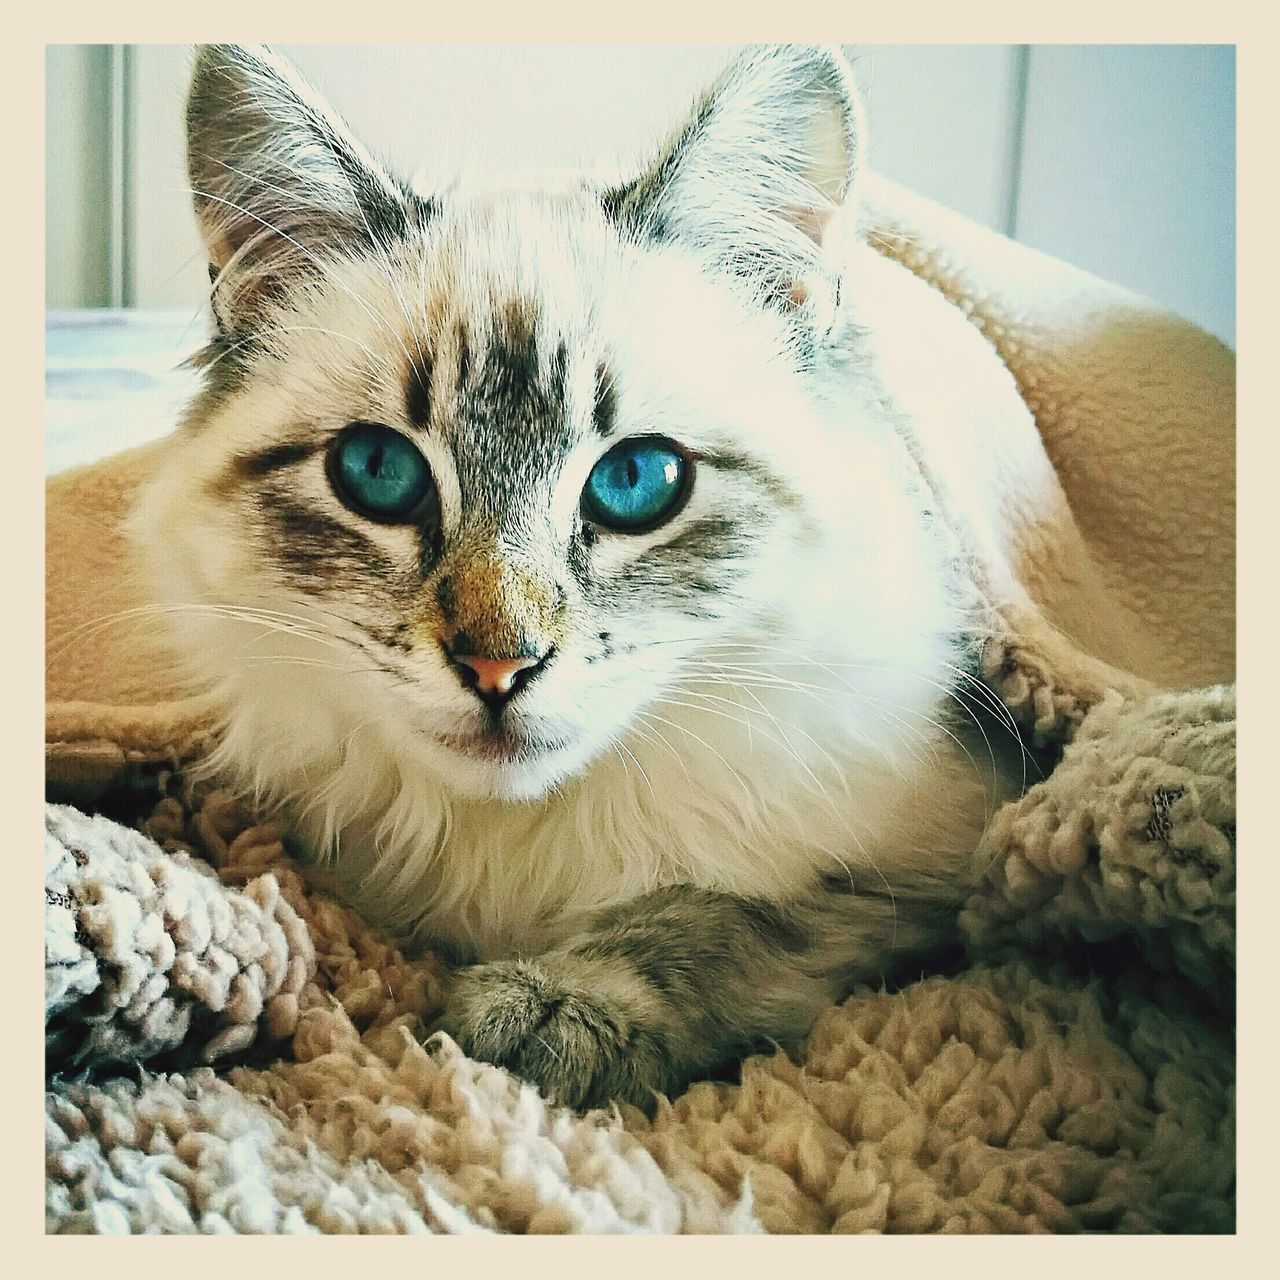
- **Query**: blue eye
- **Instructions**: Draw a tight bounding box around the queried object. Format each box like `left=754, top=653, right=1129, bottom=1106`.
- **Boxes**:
left=329, top=423, right=433, bottom=521
left=582, top=437, right=689, bottom=532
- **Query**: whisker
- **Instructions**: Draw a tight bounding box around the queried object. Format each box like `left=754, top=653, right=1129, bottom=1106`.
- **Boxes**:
left=48, top=602, right=341, bottom=660
left=632, top=706, right=754, bottom=805
left=628, top=711, right=692, bottom=784
left=611, top=736, right=656, bottom=800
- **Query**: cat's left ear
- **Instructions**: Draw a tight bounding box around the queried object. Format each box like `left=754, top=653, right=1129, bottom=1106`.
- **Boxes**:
left=604, top=45, right=861, bottom=341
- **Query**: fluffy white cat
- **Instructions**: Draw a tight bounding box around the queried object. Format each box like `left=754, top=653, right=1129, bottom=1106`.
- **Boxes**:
left=130, top=43, right=1023, bottom=1109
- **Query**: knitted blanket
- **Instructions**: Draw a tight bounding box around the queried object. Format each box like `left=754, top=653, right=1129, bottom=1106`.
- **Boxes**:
left=45, top=683, right=1235, bottom=1233
left=45, top=177, right=1235, bottom=1233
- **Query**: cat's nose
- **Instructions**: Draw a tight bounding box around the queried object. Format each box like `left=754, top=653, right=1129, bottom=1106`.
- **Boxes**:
left=455, top=654, right=541, bottom=696
left=445, top=637, right=551, bottom=712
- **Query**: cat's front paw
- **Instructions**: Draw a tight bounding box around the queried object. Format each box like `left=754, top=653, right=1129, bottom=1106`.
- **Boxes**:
left=434, top=954, right=673, bottom=1111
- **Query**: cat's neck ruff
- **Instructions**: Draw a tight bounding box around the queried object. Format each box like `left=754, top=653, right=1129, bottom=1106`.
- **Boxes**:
left=200, top=602, right=990, bottom=961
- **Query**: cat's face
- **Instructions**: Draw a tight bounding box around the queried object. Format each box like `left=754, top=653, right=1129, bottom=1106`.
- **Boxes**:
left=134, top=45, right=951, bottom=802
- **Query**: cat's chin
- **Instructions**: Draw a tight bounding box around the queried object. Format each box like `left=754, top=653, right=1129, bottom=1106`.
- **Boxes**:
left=425, top=732, right=594, bottom=803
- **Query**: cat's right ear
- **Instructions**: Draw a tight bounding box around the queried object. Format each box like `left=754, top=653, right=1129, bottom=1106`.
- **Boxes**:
left=186, top=44, right=417, bottom=334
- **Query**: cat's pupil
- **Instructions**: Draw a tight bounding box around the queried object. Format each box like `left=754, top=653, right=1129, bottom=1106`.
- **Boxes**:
left=625, top=457, right=639, bottom=487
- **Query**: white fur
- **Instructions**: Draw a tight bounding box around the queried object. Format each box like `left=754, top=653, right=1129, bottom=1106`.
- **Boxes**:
left=131, top=45, right=1006, bottom=960
left=130, top=198, right=997, bottom=959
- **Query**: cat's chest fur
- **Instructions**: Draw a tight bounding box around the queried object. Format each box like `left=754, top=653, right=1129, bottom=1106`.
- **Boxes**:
left=237, top=658, right=999, bottom=961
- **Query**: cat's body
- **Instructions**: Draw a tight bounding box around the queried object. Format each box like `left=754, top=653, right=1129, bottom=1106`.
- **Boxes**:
left=131, top=44, right=1025, bottom=1109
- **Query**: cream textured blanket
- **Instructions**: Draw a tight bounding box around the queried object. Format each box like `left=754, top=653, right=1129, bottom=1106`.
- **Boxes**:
left=46, top=683, right=1234, bottom=1233
left=44, top=178, right=1235, bottom=1233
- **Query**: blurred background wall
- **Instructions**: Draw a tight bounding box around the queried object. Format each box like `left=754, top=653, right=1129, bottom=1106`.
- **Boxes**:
left=45, top=44, right=1236, bottom=347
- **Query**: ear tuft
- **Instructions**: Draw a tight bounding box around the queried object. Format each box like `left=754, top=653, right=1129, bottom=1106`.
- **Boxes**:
left=186, top=44, right=416, bottom=333
left=605, top=45, right=863, bottom=335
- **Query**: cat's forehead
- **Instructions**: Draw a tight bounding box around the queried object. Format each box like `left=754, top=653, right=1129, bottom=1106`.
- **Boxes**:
left=259, top=186, right=744, bottom=467
left=423, top=193, right=612, bottom=326
left=397, top=195, right=618, bottom=448
left=303, top=193, right=618, bottom=507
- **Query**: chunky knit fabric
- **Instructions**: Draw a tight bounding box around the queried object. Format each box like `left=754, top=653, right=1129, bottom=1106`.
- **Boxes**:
left=45, top=686, right=1235, bottom=1234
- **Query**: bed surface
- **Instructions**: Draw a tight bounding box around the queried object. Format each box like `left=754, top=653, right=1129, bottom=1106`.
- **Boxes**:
left=45, top=310, right=203, bottom=476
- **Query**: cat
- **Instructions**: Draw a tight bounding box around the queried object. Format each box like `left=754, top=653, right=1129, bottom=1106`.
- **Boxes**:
left=130, top=43, right=1025, bottom=1111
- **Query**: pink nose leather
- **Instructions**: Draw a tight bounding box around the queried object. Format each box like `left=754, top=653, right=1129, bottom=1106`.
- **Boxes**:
left=452, top=653, right=541, bottom=696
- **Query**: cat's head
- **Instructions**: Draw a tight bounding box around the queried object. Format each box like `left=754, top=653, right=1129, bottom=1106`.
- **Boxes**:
left=133, top=44, right=951, bottom=802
